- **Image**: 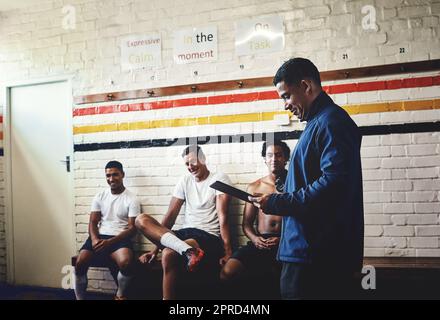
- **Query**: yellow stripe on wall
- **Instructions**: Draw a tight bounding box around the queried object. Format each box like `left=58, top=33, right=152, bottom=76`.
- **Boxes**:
left=73, top=99, right=440, bottom=135
left=343, top=98, right=440, bottom=115
left=73, top=111, right=290, bottom=134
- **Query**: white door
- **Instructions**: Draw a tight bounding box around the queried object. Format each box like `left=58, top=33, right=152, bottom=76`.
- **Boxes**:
left=9, top=81, right=74, bottom=288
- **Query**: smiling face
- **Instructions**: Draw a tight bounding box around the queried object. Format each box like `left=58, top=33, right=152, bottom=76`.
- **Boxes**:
left=183, top=151, right=207, bottom=180
left=276, top=80, right=313, bottom=122
left=106, top=167, right=124, bottom=192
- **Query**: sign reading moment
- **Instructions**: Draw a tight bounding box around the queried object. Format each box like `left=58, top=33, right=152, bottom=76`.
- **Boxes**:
left=121, top=34, right=162, bottom=71
left=235, top=15, right=284, bottom=56
left=173, top=25, right=218, bottom=64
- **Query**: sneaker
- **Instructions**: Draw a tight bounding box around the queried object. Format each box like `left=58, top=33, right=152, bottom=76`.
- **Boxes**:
left=184, top=247, right=205, bottom=272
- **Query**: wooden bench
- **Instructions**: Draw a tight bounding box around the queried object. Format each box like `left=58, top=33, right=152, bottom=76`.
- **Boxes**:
left=71, top=256, right=440, bottom=299
left=358, top=257, right=440, bottom=299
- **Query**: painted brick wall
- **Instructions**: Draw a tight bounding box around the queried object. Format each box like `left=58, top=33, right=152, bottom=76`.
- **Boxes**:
left=1, top=0, right=440, bottom=293
left=0, top=158, right=4, bottom=282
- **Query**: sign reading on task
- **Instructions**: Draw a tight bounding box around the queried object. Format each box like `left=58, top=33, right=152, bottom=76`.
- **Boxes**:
left=173, top=26, right=217, bottom=64
left=235, top=15, right=284, bottom=56
left=121, top=34, right=161, bottom=71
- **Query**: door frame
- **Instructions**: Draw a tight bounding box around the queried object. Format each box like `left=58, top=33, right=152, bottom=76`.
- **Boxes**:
left=3, top=76, right=76, bottom=285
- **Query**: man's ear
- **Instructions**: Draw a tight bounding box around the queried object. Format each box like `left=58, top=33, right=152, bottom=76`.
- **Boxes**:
left=301, top=79, right=313, bottom=95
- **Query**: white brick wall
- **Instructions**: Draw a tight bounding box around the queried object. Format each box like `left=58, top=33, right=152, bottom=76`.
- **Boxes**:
left=0, top=0, right=440, bottom=292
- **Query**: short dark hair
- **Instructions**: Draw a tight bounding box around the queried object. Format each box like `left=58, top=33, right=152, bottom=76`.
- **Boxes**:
left=261, top=140, right=290, bottom=160
left=273, top=58, right=321, bottom=87
left=105, top=160, right=124, bottom=173
left=181, top=144, right=205, bottom=160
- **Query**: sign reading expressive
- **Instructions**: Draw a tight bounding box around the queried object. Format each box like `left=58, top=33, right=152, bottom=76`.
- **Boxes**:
left=173, top=26, right=217, bottom=64
left=235, top=15, right=284, bottom=56
left=121, top=34, right=161, bottom=70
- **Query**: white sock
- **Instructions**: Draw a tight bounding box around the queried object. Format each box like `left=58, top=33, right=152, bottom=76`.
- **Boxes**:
left=160, top=232, right=191, bottom=255
left=116, top=271, right=133, bottom=298
left=74, top=274, right=88, bottom=300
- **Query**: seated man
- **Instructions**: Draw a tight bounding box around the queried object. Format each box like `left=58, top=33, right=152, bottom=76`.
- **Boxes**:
left=74, top=161, right=140, bottom=300
left=136, top=145, right=232, bottom=300
left=220, top=140, right=290, bottom=295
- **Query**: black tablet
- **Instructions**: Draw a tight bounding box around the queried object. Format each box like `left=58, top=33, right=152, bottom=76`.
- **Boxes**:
left=209, top=180, right=252, bottom=203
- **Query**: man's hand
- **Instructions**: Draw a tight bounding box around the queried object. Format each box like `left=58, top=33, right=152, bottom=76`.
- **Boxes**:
left=93, top=238, right=113, bottom=253
left=251, top=236, right=271, bottom=250
left=219, top=253, right=231, bottom=267
left=139, top=247, right=159, bottom=264
left=265, top=237, right=280, bottom=248
left=91, top=238, right=102, bottom=250
left=248, top=193, right=272, bottom=213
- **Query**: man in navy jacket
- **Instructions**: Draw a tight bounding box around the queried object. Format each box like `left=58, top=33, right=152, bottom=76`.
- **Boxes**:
left=250, top=58, right=364, bottom=299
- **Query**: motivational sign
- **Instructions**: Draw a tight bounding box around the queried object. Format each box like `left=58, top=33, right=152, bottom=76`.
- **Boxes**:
left=235, top=15, right=284, bottom=56
left=121, top=34, right=161, bottom=71
left=173, top=25, right=217, bottom=64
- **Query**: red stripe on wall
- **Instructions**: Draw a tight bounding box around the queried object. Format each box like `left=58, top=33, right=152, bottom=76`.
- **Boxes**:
left=386, top=79, right=402, bottom=90
left=358, top=81, right=387, bottom=91
left=73, top=75, right=440, bottom=117
left=258, top=91, right=279, bottom=100
left=207, top=95, right=232, bottom=104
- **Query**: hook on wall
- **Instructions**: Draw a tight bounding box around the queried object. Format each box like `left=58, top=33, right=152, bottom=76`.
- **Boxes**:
left=107, top=93, right=114, bottom=101
left=237, top=81, right=244, bottom=88
left=191, top=86, right=197, bottom=93
left=147, top=90, right=155, bottom=97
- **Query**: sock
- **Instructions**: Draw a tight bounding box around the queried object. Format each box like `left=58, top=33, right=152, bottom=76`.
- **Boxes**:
left=160, top=232, right=191, bottom=255
left=116, top=271, right=133, bottom=298
left=74, top=274, right=88, bottom=300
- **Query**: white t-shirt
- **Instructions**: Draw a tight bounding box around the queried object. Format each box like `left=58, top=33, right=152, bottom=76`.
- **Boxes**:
left=173, top=171, right=231, bottom=237
left=91, top=188, right=141, bottom=236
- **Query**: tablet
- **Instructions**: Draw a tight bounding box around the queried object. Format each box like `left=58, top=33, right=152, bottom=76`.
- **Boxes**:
left=209, top=180, right=252, bottom=203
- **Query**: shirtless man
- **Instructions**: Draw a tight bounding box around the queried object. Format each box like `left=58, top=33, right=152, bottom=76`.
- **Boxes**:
left=220, top=140, right=290, bottom=282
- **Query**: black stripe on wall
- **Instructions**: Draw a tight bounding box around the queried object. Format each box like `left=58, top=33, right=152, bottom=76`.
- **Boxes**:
left=0, top=122, right=437, bottom=155
left=74, top=121, right=440, bottom=152
left=73, top=131, right=304, bottom=152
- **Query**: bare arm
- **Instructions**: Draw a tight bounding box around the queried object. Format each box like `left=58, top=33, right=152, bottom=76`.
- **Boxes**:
left=162, top=196, right=185, bottom=229
left=243, top=187, right=271, bottom=250
left=89, top=212, right=101, bottom=246
left=242, top=202, right=259, bottom=242
left=217, top=193, right=232, bottom=266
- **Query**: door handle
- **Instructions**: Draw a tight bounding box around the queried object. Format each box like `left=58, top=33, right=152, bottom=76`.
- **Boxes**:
left=60, top=156, right=70, bottom=172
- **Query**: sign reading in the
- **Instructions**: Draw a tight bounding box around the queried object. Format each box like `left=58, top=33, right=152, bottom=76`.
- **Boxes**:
left=173, top=25, right=217, bottom=64
left=235, top=15, right=284, bottom=56
left=121, top=34, right=161, bottom=71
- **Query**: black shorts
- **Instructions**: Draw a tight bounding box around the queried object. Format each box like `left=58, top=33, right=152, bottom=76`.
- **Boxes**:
left=231, top=234, right=280, bottom=275
left=78, top=235, right=133, bottom=271
left=80, top=234, right=133, bottom=254
left=173, top=228, right=224, bottom=267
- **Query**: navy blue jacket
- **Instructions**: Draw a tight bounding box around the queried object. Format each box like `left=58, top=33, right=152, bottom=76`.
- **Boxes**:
left=267, top=92, right=364, bottom=272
